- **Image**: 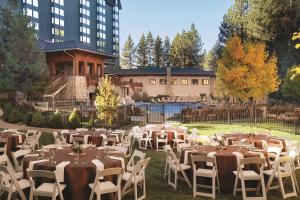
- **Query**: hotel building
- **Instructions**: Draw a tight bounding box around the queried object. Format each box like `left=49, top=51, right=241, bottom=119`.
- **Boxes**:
left=0, top=0, right=121, bottom=100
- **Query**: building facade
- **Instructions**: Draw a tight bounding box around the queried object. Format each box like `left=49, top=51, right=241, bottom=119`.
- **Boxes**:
left=105, top=67, right=216, bottom=99
left=0, top=0, right=121, bottom=100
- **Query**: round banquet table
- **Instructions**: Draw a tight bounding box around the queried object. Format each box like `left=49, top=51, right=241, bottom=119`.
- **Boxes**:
left=223, top=133, right=287, bottom=152
left=0, top=132, right=25, bottom=161
left=180, top=146, right=269, bottom=193
left=65, top=131, right=120, bottom=146
left=147, top=128, right=186, bottom=148
left=23, top=148, right=126, bottom=200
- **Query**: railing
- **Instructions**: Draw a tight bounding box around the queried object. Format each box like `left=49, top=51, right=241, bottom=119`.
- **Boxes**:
left=41, top=100, right=300, bottom=134
left=45, top=74, right=67, bottom=95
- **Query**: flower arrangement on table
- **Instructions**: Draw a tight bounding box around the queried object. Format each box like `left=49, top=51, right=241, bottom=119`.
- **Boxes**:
left=214, top=134, right=226, bottom=149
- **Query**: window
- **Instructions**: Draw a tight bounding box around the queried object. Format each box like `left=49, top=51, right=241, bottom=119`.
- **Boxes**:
left=171, top=79, right=177, bottom=85
left=159, top=79, right=167, bottom=85
left=191, top=79, right=199, bottom=85
left=180, top=79, right=188, bottom=85
left=202, top=79, right=209, bottom=85
left=149, top=79, right=156, bottom=85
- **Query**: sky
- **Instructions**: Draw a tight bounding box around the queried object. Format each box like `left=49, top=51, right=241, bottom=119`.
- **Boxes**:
left=119, top=0, right=235, bottom=52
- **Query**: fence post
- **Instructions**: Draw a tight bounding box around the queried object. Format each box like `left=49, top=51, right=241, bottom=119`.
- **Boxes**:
left=146, top=105, right=149, bottom=124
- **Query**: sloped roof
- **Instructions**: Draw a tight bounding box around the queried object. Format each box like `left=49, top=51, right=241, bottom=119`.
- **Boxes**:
left=41, top=40, right=115, bottom=58
left=105, top=66, right=215, bottom=77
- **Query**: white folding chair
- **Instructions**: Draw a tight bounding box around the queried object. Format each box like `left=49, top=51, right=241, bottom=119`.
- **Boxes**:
left=0, top=162, right=30, bottom=200
left=126, top=150, right=146, bottom=172
left=89, top=168, right=123, bottom=200
left=172, top=131, right=187, bottom=151
left=191, top=155, right=220, bottom=199
left=11, top=149, right=31, bottom=175
left=0, top=138, right=8, bottom=155
left=122, top=157, right=150, bottom=200
left=163, top=145, right=174, bottom=180
left=233, top=157, right=267, bottom=200
left=267, top=146, right=282, bottom=166
left=165, top=151, right=192, bottom=190
left=264, top=155, right=298, bottom=199
left=139, top=130, right=153, bottom=150
left=27, top=170, right=66, bottom=200
left=156, top=131, right=168, bottom=151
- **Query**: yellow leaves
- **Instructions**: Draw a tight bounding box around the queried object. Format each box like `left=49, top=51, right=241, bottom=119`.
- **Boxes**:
left=216, top=36, right=280, bottom=102
left=292, top=31, right=300, bottom=49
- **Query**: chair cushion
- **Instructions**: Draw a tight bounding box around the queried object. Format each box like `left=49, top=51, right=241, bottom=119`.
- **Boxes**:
left=35, top=183, right=66, bottom=196
left=233, top=170, right=260, bottom=180
left=89, top=181, right=118, bottom=194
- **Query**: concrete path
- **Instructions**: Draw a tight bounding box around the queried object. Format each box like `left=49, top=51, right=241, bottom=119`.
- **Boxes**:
left=0, top=108, right=60, bottom=132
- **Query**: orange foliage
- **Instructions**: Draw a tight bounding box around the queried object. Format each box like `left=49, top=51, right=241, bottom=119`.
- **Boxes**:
left=216, top=36, right=280, bottom=102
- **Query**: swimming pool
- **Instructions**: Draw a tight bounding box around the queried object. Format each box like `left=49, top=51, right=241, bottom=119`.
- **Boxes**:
left=131, top=102, right=203, bottom=123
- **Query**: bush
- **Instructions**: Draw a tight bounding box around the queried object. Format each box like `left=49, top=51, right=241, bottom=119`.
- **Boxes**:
left=24, top=112, right=34, bottom=125
left=0, top=99, right=8, bottom=108
left=31, top=111, right=46, bottom=127
left=88, top=114, right=95, bottom=127
left=3, top=103, right=13, bottom=121
left=131, top=91, right=143, bottom=102
left=8, top=108, right=23, bottom=123
left=68, top=110, right=81, bottom=129
left=49, top=112, right=64, bottom=129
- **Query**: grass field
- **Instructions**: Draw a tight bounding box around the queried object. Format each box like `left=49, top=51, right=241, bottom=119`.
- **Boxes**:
left=2, top=123, right=300, bottom=199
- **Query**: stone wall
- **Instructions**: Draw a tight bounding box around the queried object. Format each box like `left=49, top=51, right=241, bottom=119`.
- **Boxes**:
left=61, top=76, right=89, bottom=99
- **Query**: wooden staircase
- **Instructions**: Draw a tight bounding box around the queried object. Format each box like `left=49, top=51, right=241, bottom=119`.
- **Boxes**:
left=44, top=74, right=68, bottom=98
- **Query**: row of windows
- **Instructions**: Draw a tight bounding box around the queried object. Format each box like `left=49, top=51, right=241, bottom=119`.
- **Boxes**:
left=113, top=21, right=119, bottom=28
left=97, top=24, right=106, bottom=31
left=23, top=0, right=38, bottom=7
left=80, top=8, right=90, bottom=16
left=80, top=36, right=90, bottom=44
left=97, top=7, right=106, bottom=14
left=52, top=17, right=64, bottom=27
left=97, top=32, right=106, bottom=39
left=80, top=0, right=90, bottom=7
left=24, top=8, right=38, bottom=19
left=97, top=0, right=106, bottom=6
left=97, top=15, right=106, bottom=23
left=80, top=26, right=90, bottom=34
left=80, top=17, right=91, bottom=25
left=52, top=28, right=64, bottom=37
left=52, top=7, right=64, bottom=16
left=148, top=79, right=210, bottom=86
left=52, top=0, right=64, bottom=6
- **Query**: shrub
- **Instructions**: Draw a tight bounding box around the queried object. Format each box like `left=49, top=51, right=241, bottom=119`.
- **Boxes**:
left=0, top=99, right=8, bottom=108
left=49, top=112, right=64, bottom=129
left=131, top=91, right=143, bottom=102
left=68, top=110, right=81, bottom=129
left=3, top=103, right=13, bottom=121
left=24, top=112, right=34, bottom=125
left=8, top=108, right=23, bottom=123
left=88, top=114, right=95, bottom=127
left=31, top=111, right=46, bottom=127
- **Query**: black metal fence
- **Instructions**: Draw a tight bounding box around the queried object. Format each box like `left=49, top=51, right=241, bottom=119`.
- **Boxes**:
left=42, top=100, right=300, bottom=134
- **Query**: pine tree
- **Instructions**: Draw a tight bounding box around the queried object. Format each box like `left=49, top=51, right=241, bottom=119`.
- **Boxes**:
left=153, top=35, right=163, bottom=67
left=162, top=36, right=171, bottom=67
left=170, top=33, right=185, bottom=67
left=0, top=2, right=49, bottom=99
left=204, top=41, right=223, bottom=71
left=218, top=15, right=233, bottom=46
left=136, top=34, right=147, bottom=67
left=121, top=35, right=135, bottom=69
left=146, top=31, right=154, bottom=66
left=186, top=23, right=205, bottom=66
left=95, top=76, right=119, bottom=126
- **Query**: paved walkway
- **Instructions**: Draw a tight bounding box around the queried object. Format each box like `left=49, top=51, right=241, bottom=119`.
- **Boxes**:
left=0, top=108, right=60, bottom=132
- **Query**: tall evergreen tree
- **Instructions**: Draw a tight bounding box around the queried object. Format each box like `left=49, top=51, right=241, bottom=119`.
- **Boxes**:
left=145, top=31, right=154, bottom=66
left=162, top=36, right=171, bottom=67
left=153, top=35, right=163, bottom=67
left=170, top=33, right=185, bottom=67
left=0, top=1, right=49, bottom=99
left=170, top=24, right=205, bottom=67
left=186, top=23, right=205, bottom=66
left=121, top=35, right=136, bottom=69
left=218, top=15, right=233, bottom=46
left=136, top=34, right=147, bottom=67
left=204, top=41, right=223, bottom=71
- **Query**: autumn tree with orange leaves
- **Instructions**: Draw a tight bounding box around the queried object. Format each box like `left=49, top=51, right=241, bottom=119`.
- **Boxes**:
left=216, top=36, right=280, bottom=103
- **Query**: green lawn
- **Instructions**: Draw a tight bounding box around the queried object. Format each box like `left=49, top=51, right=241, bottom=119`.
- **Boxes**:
left=2, top=124, right=300, bottom=200
left=133, top=123, right=300, bottom=200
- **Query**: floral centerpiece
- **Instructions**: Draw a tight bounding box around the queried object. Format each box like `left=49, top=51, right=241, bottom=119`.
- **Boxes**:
left=72, top=145, right=83, bottom=154
left=214, top=134, right=226, bottom=149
